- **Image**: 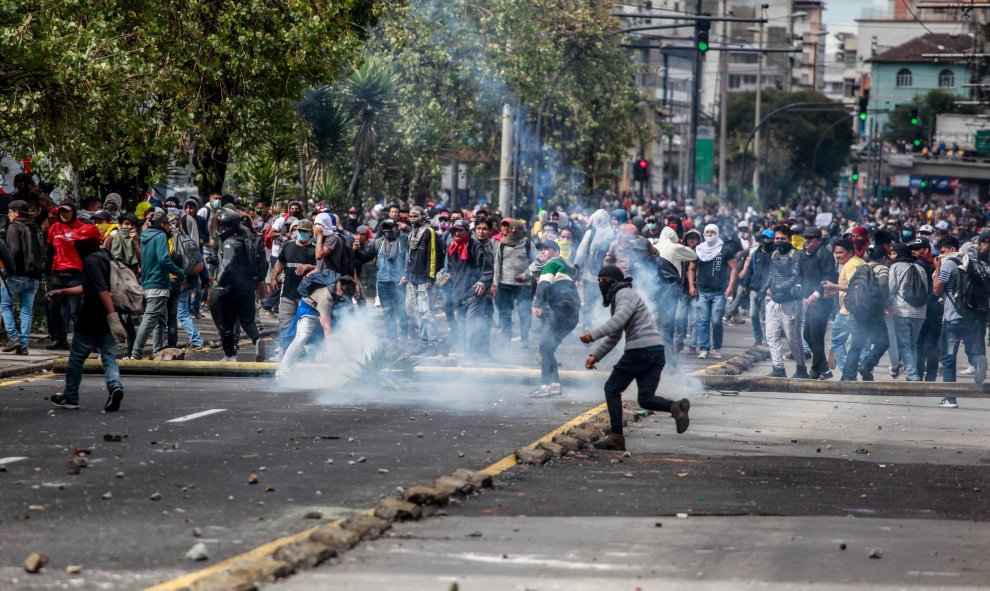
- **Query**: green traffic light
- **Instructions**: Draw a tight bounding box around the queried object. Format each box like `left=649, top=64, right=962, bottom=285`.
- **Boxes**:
left=852, top=173, right=859, bottom=181
left=698, top=41, right=708, bottom=52
left=911, top=117, right=919, bottom=125
left=913, top=139, right=922, bottom=146
left=920, top=180, right=927, bottom=188
left=859, top=112, right=867, bottom=121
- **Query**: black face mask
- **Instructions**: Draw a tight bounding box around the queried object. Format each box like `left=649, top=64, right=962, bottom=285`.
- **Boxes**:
left=289, top=210, right=301, bottom=218
left=600, top=279, right=632, bottom=307
left=777, top=242, right=792, bottom=254
left=598, top=280, right=613, bottom=301
left=384, top=230, right=397, bottom=240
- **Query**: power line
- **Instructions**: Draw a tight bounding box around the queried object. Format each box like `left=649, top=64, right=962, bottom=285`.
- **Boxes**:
left=900, top=0, right=938, bottom=35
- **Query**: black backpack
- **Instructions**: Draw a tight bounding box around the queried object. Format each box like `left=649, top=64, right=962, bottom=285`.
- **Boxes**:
left=901, top=263, right=929, bottom=308
left=845, top=264, right=883, bottom=321
left=949, top=256, right=990, bottom=317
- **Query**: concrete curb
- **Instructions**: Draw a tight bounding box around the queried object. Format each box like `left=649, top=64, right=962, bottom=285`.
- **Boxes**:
left=701, top=374, right=990, bottom=396
left=0, top=360, right=53, bottom=380
left=691, top=345, right=771, bottom=376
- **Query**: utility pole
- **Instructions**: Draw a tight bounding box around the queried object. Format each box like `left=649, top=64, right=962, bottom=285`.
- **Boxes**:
left=753, top=12, right=765, bottom=200
left=498, top=103, right=514, bottom=216
left=687, top=0, right=703, bottom=203
left=717, top=0, right=729, bottom=200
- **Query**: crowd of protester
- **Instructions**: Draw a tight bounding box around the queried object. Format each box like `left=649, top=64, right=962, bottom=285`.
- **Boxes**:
left=2, top=169, right=989, bottom=412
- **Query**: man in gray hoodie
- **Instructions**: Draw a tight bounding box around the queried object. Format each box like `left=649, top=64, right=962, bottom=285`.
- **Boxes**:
left=580, top=265, right=691, bottom=451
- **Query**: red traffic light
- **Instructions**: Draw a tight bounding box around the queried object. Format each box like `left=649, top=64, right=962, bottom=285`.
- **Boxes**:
left=638, top=159, right=649, bottom=169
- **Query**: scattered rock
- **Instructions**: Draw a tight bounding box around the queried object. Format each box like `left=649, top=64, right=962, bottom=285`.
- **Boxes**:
left=325, top=458, right=334, bottom=464
left=153, top=348, right=186, bottom=361
left=103, top=433, right=124, bottom=442
left=73, top=456, right=88, bottom=468
left=448, top=582, right=459, bottom=591
left=623, top=473, right=634, bottom=479
left=248, top=473, right=259, bottom=485
left=65, top=565, right=82, bottom=575
left=192, top=527, right=202, bottom=538
left=356, top=457, right=367, bottom=464
left=868, top=547, right=883, bottom=559
left=622, top=451, right=632, bottom=458
left=23, top=553, right=47, bottom=573
left=434, top=476, right=473, bottom=495
left=274, top=539, right=336, bottom=569
left=66, top=461, right=80, bottom=475
left=102, top=492, right=113, bottom=500
left=309, top=524, right=360, bottom=550
left=457, top=451, right=465, bottom=458
left=185, top=542, right=209, bottom=561
left=378, top=468, right=390, bottom=475
left=536, top=441, right=565, bottom=458
left=839, top=542, right=847, bottom=551
left=150, top=492, right=162, bottom=501
left=404, top=485, right=450, bottom=506
left=72, top=448, right=92, bottom=456
left=264, top=486, right=275, bottom=493
left=339, top=514, right=391, bottom=540
left=655, top=522, right=662, bottom=528
left=304, top=511, right=323, bottom=519
left=552, top=434, right=583, bottom=450
left=256, top=428, right=264, bottom=433
left=451, top=469, right=494, bottom=489
left=466, top=531, right=482, bottom=538
left=374, top=498, right=422, bottom=521
left=515, top=447, right=551, bottom=465
left=27, top=505, right=44, bottom=512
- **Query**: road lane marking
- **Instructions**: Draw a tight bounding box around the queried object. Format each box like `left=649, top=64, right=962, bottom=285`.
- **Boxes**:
left=145, top=402, right=609, bottom=591
left=166, top=409, right=227, bottom=423
left=0, top=374, right=53, bottom=389
left=0, top=457, right=28, bottom=466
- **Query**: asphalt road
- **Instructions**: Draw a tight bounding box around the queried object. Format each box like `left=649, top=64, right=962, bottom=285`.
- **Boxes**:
left=276, top=389, right=990, bottom=590
left=0, top=372, right=603, bottom=590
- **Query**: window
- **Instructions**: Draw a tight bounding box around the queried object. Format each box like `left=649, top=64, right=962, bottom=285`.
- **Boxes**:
left=939, top=69, right=955, bottom=88
left=896, top=68, right=912, bottom=87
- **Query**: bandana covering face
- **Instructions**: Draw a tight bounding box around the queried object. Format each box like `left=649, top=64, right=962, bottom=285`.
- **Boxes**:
left=695, top=223, right=723, bottom=262
left=449, top=232, right=470, bottom=261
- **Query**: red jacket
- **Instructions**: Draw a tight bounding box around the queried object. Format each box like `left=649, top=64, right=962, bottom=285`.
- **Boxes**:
left=48, top=220, right=89, bottom=272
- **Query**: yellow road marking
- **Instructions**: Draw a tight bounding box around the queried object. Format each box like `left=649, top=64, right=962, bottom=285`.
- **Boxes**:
left=0, top=374, right=52, bottom=388
left=144, top=401, right=609, bottom=591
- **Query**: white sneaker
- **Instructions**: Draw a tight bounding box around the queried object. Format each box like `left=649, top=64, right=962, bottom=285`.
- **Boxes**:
left=527, top=385, right=551, bottom=398
left=698, top=350, right=709, bottom=360
left=938, top=397, right=959, bottom=409
left=961, top=366, right=976, bottom=376
left=221, top=355, right=239, bottom=363
left=549, top=383, right=562, bottom=396
left=712, top=349, right=722, bottom=359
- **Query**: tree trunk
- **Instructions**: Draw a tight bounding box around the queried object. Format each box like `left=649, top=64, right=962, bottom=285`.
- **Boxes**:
left=348, top=160, right=363, bottom=210
left=193, top=141, right=230, bottom=198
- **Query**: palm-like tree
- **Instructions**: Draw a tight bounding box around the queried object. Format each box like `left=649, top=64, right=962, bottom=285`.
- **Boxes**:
left=344, top=54, right=397, bottom=209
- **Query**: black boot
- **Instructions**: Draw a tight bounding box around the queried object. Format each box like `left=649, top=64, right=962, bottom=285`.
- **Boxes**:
left=792, top=365, right=810, bottom=379
left=671, top=398, right=690, bottom=434
left=592, top=433, right=626, bottom=451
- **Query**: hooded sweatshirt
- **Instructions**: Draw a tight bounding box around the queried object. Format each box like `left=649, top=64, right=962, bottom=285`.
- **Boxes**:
left=574, top=209, right=615, bottom=278
left=48, top=209, right=88, bottom=272
left=139, top=226, right=185, bottom=291
left=655, top=227, right=697, bottom=282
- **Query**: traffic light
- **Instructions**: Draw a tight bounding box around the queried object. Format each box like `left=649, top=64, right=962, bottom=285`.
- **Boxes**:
left=858, top=96, right=868, bottom=122
left=695, top=15, right=711, bottom=53
left=910, top=107, right=919, bottom=126
left=919, top=176, right=928, bottom=188
left=633, top=159, right=650, bottom=183
left=851, top=166, right=859, bottom=181
left=913, top=131, right=923, bottom=151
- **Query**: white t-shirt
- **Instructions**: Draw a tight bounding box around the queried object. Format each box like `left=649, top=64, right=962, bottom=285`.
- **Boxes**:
left=270, top=216, right=289, bottom=259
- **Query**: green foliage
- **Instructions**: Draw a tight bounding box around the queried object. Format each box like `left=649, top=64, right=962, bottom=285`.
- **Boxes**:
left=310, top=171, right=349, bottom=210
left=725, top=89, right=854, bottom=205
left=884, top=89, right=978, bottom=142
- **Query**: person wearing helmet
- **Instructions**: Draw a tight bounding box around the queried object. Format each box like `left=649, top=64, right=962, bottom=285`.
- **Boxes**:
left=211, top=208, right=265, bottom=362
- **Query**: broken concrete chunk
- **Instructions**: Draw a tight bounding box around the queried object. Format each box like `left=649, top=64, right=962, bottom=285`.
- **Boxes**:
left=339, top=514, right=391, bottom=540
left=403, top=485, right=450, bottom=506
left=65, top=565, right=82, bottom=575
left=374, top=498, right=422, bottom=521
left=536, top=441, right=565, bottom=458
left=186, top=543, right=209, bottom=561
left=433, top=476, right=473, bottom=495
left=552, top=434, right=583, bottom=451
left=247, top=473, right=259, bottom=485
left=23, top=553, right=47, bottom=573
left=515, top=447, right=551, bottom=465
left=273, top=539, right=336, bottom=569
left=450, top=469, right=494, bottom=489
left=309, top=524, right=360, bottom=550
left=153, top=348, right=186, bottom=361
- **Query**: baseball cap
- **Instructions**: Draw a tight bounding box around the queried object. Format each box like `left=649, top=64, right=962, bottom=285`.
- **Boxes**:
left=935, top=220, right=949, bottom=231
left=802, top=226, right=822, bottom=238
left=8, top=200, right=29, bottom=214
left=296, top=219, right=313, bottom=232
left=451, top=219, right=470, bottom=231
left=919, top=224, right=935, bottom=234
left=535, top=240, right=561, bottom=252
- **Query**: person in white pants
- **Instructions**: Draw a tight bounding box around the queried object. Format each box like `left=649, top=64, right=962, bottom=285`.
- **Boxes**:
left=764, top=226, right=809, bottom=378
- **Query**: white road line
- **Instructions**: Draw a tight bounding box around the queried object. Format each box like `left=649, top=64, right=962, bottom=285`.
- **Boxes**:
left=166, top=409, right=227, bottom=423
left=0, top=457, right=28, bottom=466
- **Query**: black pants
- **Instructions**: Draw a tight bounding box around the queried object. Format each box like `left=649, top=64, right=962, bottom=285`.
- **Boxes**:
left=803, top=298, right=832, bottom=374
left=166, top=288, right=180, bottom=348
left=604, top=345, right=674, bottom=436
left=917, top=312, right=941, bottom=381
left=47, top=270, right=82, bottom=342
left=213, top=288, right=261, bottom=357
left=539, top=303, right=578, bottom=384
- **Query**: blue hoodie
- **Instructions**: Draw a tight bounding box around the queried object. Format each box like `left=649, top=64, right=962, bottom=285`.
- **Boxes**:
left=140, top=226, right=185, bottom=290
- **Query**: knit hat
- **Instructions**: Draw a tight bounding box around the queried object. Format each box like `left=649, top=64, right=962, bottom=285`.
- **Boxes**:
left=598, top=265, right=626, bottom=282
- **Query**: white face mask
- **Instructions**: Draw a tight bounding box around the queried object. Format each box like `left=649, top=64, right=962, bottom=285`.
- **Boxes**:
left=705, top=234, right=718, bottom=245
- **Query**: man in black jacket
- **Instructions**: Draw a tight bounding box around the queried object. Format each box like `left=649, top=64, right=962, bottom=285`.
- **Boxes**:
left=212, top=209, right=265, bottom=362
left=1, top=200, right=45, bottom=354
left=765, top=225, right=807, bottom=378
left=800, top=226, right=838, bottom=379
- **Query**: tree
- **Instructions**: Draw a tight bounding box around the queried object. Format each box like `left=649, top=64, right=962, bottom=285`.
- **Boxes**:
left=724, top=89, right=854, bottom=204
left=344, top=55, right=397, bottom=208
left=884, top=89, right=978, bottom=146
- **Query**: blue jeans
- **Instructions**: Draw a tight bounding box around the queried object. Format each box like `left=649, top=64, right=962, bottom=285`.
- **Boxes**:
left=892, top=316, right=924, bottom=380
left=841, top=316, right=889, bottom=380
left=940, top=318, right=986, bottom=382
left=674, top=291, right=692, bottom=347
left=377, top=281, right=407, bottom=339
left=1, top=276, right=39, bottom=346
left=749, top=289, right=766, bottom=344
left=830, top=313, right=852, bottom=370
left=177, top=288, right=204, bottom=347
left=694, top=289, right=726, bottom=351
left=495, top=283, right=532, bottom=343
left=63, top=331, right=121, bottom=405
left=131, top=296, right=168, bottom=358
left=657, top=282, right=681, bottom=348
